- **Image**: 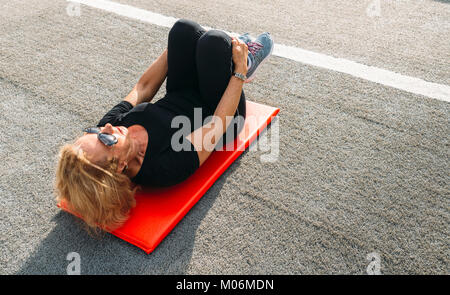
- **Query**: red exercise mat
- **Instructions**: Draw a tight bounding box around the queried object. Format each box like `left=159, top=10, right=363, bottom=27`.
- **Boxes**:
left=58, top=100, right=279, bottom=253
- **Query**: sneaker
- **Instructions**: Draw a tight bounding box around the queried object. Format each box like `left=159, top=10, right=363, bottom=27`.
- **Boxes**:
left=237, top=33, right=253, bottom=69
left=244, top=32, right=274, bottom=82
left=238, top=32, right=252, bottom=44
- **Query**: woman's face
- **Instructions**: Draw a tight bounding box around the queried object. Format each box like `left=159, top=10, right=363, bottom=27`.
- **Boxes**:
left=75, top=123, right=131, bottom=171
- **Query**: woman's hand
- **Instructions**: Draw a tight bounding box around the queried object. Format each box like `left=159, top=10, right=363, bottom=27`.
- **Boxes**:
left=231, top=37, right=248, bottom=76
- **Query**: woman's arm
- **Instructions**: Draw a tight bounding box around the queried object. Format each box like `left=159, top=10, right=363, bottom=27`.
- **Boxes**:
left=187, top=38, right=248, bottom=166
left=124, top=49, right=168, bottom=107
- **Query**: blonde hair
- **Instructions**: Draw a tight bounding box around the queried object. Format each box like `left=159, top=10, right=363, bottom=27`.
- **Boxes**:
left=54, top=143, right=137, bottom=233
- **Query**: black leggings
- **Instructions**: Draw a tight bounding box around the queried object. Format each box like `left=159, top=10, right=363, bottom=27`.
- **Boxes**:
left=165, top=19, right=246, bottom=144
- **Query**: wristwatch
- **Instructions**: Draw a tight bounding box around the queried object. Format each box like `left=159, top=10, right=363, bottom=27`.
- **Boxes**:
left=233, top=72, right=247, bottom=81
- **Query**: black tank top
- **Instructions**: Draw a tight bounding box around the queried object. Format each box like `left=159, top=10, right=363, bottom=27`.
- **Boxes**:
left=97, top=99, right=201, bottom=187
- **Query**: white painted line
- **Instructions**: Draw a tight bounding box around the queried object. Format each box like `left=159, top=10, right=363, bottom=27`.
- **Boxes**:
left=70, top=0, right=450, bottom=103
left=275, top=44, right=450, bottom=103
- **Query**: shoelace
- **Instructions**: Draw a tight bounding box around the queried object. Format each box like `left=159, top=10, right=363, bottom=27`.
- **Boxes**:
left=247, top=41, right=264, bottom=63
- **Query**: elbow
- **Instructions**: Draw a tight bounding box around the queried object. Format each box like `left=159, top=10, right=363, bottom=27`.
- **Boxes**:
left=135, top=81, right=155, bottom=100
left=135, top=80, right=148, bottom=93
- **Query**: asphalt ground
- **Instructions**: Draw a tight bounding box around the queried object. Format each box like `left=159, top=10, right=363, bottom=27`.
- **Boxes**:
left=1, top=0, right=449, bottom=274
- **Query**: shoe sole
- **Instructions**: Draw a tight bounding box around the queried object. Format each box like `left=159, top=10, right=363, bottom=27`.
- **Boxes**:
left=245, top=38, right=274, bottom=83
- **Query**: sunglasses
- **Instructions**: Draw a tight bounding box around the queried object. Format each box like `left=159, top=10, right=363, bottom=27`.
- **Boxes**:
left=83, top=127, right=118, bottom=146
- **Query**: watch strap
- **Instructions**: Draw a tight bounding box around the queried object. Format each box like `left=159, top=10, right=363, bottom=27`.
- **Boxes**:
left=233, top=72, right=247, bottom=81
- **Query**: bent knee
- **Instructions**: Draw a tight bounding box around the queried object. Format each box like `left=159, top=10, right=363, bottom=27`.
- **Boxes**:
left=169, top=19, right=199, bottom=37
left=197, top=30, right=231, bottom=50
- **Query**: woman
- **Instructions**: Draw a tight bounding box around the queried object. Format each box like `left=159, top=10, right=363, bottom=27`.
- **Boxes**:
left=55, top=19, right=274, bottom=232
